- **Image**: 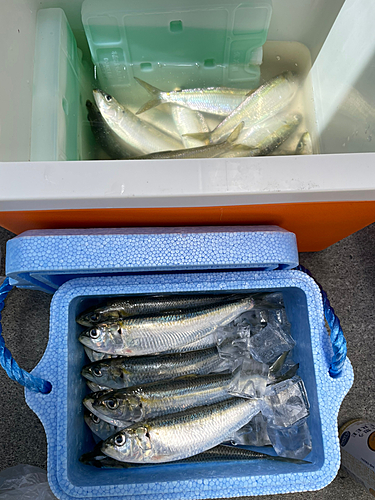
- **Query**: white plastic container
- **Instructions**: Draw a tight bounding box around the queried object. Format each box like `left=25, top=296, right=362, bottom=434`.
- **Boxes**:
left=0, top=0, right=375, bottom=247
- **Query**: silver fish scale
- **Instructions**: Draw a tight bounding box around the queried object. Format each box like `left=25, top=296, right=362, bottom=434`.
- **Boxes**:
left=94, top=90, right=181, bottom=156
left=162, top=89, right=249, bottom=116
left=78, top=294, right=234, bottom=325
left=118, top=297, right=253, bottom=355
left=82, top=347, right=228, bottom=390
left=82, top=443, right=304, bottom=468
left=210, top=72, right=298, bottom=143
left=106, top=373, right=233, bottom=420
left=113, top=398, right=260, bottom=463
left=84, top=333, right=217, bottom=363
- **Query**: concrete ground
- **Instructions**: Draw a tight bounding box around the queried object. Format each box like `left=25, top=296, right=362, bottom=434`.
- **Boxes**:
left=0, top=223, right=374, bottom=499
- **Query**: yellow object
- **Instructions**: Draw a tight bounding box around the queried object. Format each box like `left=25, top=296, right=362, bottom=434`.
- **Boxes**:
left=339, top=420, right=375, bottom=496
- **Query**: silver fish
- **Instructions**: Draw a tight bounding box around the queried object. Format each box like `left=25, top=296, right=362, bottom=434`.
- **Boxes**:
left=295, top=132, right=313, bottom=155
left=218, top=113, right=301, bottom=158
left=129, top=105, right=183, bottom=143
left=161, top=331, right=218, bottom=353
left=235, top=113, right=301, bottom=157
left=77, top=294, right=235, bottom=326
left=130, top=123, right=258, bottom=160
left=85, top=332, right=217, bottom=361
left=80, top=443, right=310, bottom=468
left=93, top=89, right=182, bottom=156
left=186, top=72, right=299, bottom=144
left=79, top=296, right=254, bottom=356
left=135, top=78, right=252, bottom=116
left=86, top=100, right=131, bottom=159
left=81, top=347, right=229, bottom=390
left=269, top=131, right=313, bottom=156
left=84, top=410, right=125, bottom=441
left=171, top=105, right=210, bottom=148
left=92, top=373, right=233, bottom=425
left=101, top=397, right=260, bottom=463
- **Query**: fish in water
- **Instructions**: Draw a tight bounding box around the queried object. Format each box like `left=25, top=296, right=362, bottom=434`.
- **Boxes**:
left=241, top=113, right=302, bottom=156
left=217, top=113, right=301, bottom=158
left=130, top=123, right=259, bottom=160
left=135, top=77, right=253, bottom=116
left=269, top=131, right=313, bottom=156
left=171, top=105, right=210, bottom=148
left=78, top=296, right=254, bottom=356
left=185, top=72, right=299, bottom=144
left=101, top=397, right=261, bottom=463
left=81, top=346, right=230, bottom=390
left=295, top=132, right=313, bottom=155
left=91, top=373, right=233, bottom=426
left=93, top=89, right=182, bottom=156
left=80, top=442, right=310, bottom=468
left=77, top=294, right=236, bottom=326
left=86, top=100, right=131, bottom=159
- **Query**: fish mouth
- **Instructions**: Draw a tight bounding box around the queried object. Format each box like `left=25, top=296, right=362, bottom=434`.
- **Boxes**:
left=93, top=88, right=110, bottom=101
left=81, top=367, right=95, bottom=383
left=82, top=396, right=96, bottom=414
left=77, top=315, right=93, bottom=327
left=78, top=333, right=94, bottom=348
left=100, top=436, right=126, bottom=461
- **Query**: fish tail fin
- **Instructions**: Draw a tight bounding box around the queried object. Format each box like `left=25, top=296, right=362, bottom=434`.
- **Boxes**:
left=226, top=122, right=244, bottom=143
left=182, top=131, right=212, bottom=142
left=269, top=351, right=289, bottom=376
left=183, top=121, right=244, bottom=144
left=134, top=77, right=163, bottom=114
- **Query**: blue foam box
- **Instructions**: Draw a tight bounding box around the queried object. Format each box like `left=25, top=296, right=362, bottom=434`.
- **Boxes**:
left=5, top=226, right=353, bottom=500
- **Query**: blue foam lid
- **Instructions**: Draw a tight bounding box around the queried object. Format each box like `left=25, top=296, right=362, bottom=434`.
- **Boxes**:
left=6, top=226, right=298, bottom=292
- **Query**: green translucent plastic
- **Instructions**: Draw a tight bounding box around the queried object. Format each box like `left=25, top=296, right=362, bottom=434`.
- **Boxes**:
left=82, top=0, right=272, bottom=106
left=31, top=8, right=94, bottom=161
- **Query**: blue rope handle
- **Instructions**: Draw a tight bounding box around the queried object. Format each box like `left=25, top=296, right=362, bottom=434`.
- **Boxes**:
left=0, top=277, right=52, bottom=394
left=296, top=265, right=347, bottom=378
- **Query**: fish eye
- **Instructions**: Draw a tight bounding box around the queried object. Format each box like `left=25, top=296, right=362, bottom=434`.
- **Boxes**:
left=90, top=328, right=100, bottom=339
left=90, top=414, right=100, bottom=424
left=90, top=313, right=100, bottom=322
left=93, top=367, right=102, bottom=377
left=105, top=94, right=112, bottom=102
left=114, top=434, right=126, bottom=447
left=106, top=398, right=119, bottom=410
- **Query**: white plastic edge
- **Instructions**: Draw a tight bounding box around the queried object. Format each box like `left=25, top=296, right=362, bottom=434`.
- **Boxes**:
left=0, top=152, right=374, bottom=211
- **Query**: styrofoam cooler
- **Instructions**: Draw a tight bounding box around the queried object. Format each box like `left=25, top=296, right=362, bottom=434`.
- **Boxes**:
left=0, top=0, right=375, bottom=250
left=1, top=226, right=353, bottom=499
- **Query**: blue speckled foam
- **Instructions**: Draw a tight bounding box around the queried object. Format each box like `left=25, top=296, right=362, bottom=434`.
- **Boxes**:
left=6, top=226, right=298, bottom=292
left=25, top=271, right=353, bottom=500
left=7, top=226, right=351, bottom=499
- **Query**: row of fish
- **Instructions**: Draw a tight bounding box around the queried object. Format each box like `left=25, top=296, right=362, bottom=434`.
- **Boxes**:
left=78, top=295, right=254, bottom=356
left=87, top=71, right=313, bottom=160
left=82, top=350, right=293, bottom=434
left=80, top=443, right=307, bottom=469
left=77, top=293, right=311, bottom=467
